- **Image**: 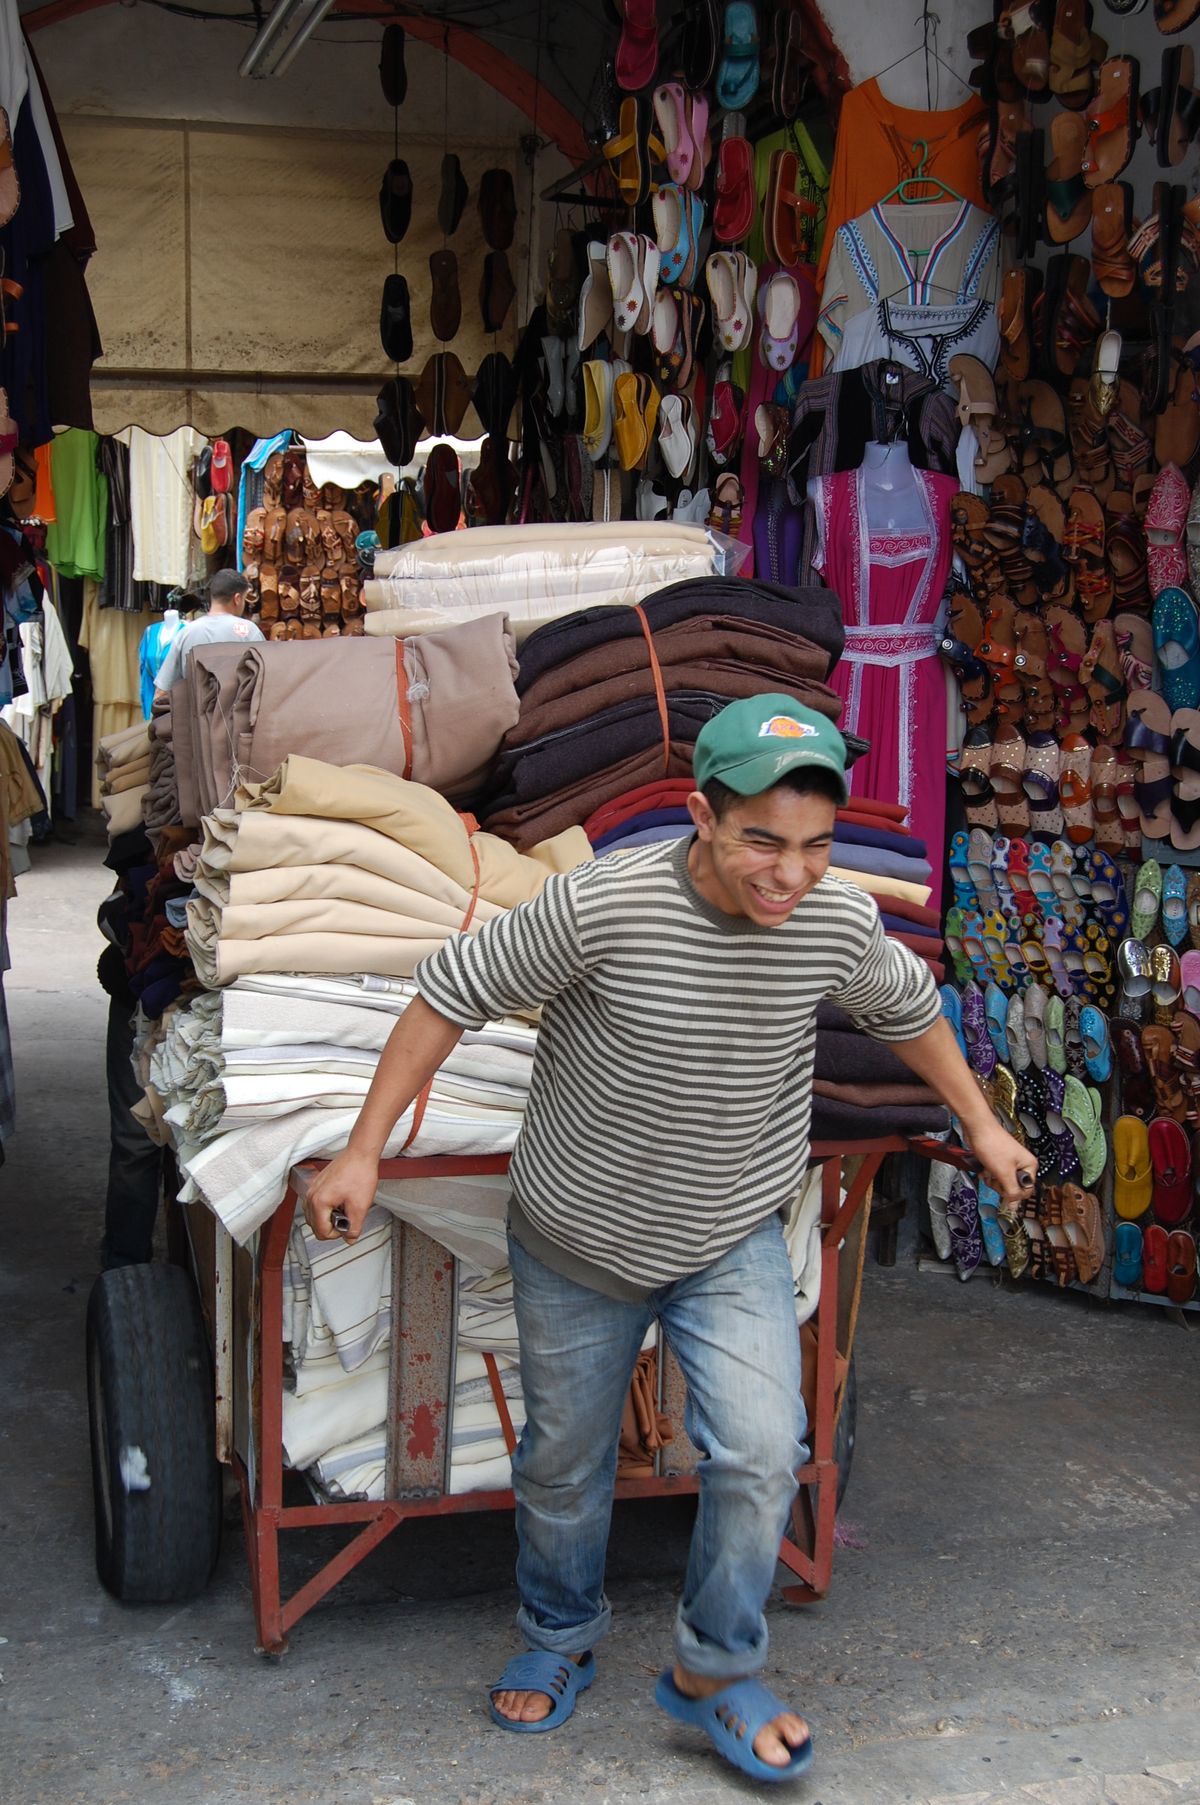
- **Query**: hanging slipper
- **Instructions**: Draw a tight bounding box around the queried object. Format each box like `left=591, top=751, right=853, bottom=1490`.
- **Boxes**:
left=1143, top=45, right=1200, bottom=167
left=1045, top=111, right=1094, bottom=242
left=1089, top=744, right=1125, bottom=851
left=1082, top=56, right=1140, bottom=188
left=949, top=355, right=1011, bottom=482
left=1127, top=687, right=1175, bottom=838
left=999, top=265, right=1042, bottom=384
left=615, top=0, right=659, bottom=91
left=1090, top=181, right=1136, bottom=297
left=1001, top=0, right=1051, bottom=93
left=1154, top=334, right=1200, bottom=470
left=1168, top=707, right=1200, bottom=852
left=713, top=135, right=755, bottom=244
left=1063, top=488, right=1112, bottom=620
left=1146, top=461, right=1191, bottom=593
left=715, top=1, right=760, bottom=110
left=1024, top=731, right=1064, bottom=838
left=1153, top=586, right=1200, bottom=711
left=603, top=97, right=664, bottom=208
left=1059, top=734, right=1095, bottom=842
left=1050, top=0, right=1107, bottom=108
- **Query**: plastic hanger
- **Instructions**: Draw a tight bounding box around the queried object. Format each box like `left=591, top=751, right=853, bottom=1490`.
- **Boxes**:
left=877, top=140, right=966, bottom=207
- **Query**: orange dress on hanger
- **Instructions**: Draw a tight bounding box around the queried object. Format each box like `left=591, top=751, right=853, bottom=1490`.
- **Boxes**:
left=810, top=78, right=988, bottom=374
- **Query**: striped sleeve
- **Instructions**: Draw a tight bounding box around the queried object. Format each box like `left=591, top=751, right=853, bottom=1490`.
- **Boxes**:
left=826, top=905, right=942, bottom=1044
left=414, top=871, right=590, bottom=1030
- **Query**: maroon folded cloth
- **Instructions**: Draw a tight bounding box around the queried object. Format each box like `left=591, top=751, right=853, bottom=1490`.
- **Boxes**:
left=486, top=740, right=700, bottom=848
left=870, top=893, right=941, bottom=931
left=814, top=1027, right=920, bottom=1085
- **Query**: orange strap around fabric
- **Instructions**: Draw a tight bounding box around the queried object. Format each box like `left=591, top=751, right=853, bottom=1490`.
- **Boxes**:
left=483, top=1351, right=518, bottom=1456
left=632, top=602, right=670, bottom=777
left=457, top=825, right=483, bottom=933
left=395, top=639, right=413, bottom=779
left=400, top=1077, right=433, bottom=1152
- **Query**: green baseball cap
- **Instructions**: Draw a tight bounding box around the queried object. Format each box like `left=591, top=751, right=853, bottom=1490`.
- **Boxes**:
left=692, top=694, right=849, bottom=802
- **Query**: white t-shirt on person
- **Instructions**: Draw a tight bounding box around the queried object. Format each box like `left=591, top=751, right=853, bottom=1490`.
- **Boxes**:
left=155, top=614, right=264, bottom=692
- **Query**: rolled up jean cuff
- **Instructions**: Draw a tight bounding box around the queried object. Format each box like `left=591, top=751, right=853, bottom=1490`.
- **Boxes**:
left=674, top=1605, right=770, bottom=1680
left=516, top=1596, right=611, bottom=1657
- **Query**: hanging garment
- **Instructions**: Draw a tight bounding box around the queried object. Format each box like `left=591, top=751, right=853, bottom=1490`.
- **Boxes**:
left=811, top=78, right=988, bottom=372
left=44, top=430, right=108, bottom=581
left=810, top=465, right=957, bottom=900
left=123, top=425, right=206, bottom=587
left=829, top=296, right=1000, bottom=385
left=138, top=617, right=183, bottom=718
left=819, top=199, right=1000, bottom=365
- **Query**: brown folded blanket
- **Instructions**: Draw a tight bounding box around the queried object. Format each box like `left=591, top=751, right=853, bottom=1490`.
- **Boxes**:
left=813, top=1078, right=942, bottom=1108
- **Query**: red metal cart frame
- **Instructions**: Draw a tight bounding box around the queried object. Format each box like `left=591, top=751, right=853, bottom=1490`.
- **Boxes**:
left=228, top=1137, right=929, bottom=1653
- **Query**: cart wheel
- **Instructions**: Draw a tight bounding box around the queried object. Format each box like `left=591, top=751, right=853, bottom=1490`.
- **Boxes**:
left=86, top=1264, right=221, bottom=1603
left=834, top=1354, right=857, bottom=1509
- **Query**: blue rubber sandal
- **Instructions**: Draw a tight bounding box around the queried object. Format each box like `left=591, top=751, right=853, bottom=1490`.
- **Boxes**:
left=656, top=1670, right=813, bottom=1783
left=489, top=1650, right=595, bottom=1733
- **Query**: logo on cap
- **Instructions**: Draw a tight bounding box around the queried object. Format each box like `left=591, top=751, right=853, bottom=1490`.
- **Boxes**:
left=758, top=716, right=816, bottom=740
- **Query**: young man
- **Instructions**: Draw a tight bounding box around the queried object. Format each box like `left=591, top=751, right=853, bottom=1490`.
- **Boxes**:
left=306, top=694, right=1032, bottom=1785
left=152, top=570, right=261, bottom=702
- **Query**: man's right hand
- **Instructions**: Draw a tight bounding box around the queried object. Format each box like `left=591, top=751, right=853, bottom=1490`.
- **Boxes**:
left=303, top=1146, right=381, bottom=1243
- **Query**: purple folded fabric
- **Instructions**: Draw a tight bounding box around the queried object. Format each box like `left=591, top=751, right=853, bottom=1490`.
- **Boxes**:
left=834, top=822, right=929, bottom=859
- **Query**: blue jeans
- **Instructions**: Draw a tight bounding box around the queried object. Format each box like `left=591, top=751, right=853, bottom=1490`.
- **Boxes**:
left=508, top=1215, right=807, bottom=1680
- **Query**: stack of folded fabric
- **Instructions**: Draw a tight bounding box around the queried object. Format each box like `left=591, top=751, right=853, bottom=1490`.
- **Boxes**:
left=176, top=613, right=521, bottom=821
left=182, top=754, right=591, bottom=989
left=479, top=576, right=849, bottom=849
left=110, top=824, right=202, bottom=1019
left=362, top=521, right=730, bottom=644
left=96, top=720, right=153, bottom=840
left=813, top=1002, right=949, bottom=1142
left=583, top=782, right=947, bottom=988
left=142, top=702, right=179, bottom=832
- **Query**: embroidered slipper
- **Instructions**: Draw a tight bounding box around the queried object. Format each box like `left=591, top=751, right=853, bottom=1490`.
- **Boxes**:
left=655, top=1670, right=812, bottom=1784
left=986, top=981, right=1012, bottom=1062
left=943, top=907, right=975, bottom=984
left=976, top=1176, right=1008, bottom=1266
left=1162, top=863, right=1189, bottom=947
left=490, top=1652, right=596, bottom=1733
left=1153, top=586, right=1200, bottom=711
left=1080, top=1004, right=1113, bottom=1081
left=968, top=828, right=1000, bottom=912
left=947, top=1174, right=985, bottom=1279
left=1025, top=983, right=1051, bottom=1067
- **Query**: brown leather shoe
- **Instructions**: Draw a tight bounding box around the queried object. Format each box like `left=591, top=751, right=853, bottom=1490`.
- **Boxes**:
left=417, top=351, right=473, bottom=437
left=478, top=167, right=516, bottom=249
left=429, top=249, right=461, bottom=343
left=480, top=250, right=516, bottom=333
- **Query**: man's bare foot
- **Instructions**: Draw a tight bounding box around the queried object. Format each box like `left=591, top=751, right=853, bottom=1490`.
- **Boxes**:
left=672, top=1663, right=810, bottom=1769
left=492, top=1653, right=587, bottom=1724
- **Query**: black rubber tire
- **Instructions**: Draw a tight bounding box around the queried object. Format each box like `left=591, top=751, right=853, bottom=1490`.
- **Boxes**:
left=834, top=1354, right=858, bottom=1510
left=86, top=1264, right=221, bottom=1603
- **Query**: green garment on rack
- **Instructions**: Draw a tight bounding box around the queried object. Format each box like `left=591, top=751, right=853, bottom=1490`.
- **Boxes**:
left=731, top=119, right=831, bottom=395
left=45, top=429, right=109, bottom=582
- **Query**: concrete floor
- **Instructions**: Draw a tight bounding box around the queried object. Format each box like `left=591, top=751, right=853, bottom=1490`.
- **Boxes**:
left=4, top=830, right=1200, bottom=1805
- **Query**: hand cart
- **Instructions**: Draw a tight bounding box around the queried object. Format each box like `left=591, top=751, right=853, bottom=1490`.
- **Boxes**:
left=86, top=1136, right=940, bottom=1651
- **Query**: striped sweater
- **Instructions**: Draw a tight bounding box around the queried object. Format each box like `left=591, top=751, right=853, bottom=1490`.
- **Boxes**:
left=415, top=835, right=940, bottom=1298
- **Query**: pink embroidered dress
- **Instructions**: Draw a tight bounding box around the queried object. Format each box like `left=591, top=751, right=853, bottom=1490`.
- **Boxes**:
left=810, top=465, right=957, bottom=895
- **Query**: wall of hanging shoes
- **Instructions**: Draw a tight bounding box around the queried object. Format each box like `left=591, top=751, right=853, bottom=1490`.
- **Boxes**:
left=543, top=0, right=828, bottom=534
left=374, top=21, right=523, bottom=532
left=935, top=0, right=1200, bottom=1311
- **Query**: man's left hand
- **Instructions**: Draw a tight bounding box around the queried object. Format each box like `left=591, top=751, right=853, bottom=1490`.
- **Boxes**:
left=969, top=1120, right=1037, bottom=1213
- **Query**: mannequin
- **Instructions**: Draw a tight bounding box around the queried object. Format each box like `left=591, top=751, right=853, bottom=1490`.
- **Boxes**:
left=860, top=440, right=926, bottom=534
left=138, top=608, right=183, bottom=718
